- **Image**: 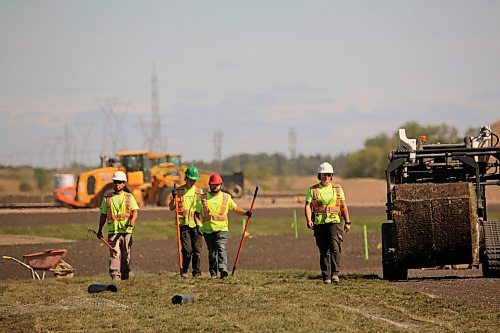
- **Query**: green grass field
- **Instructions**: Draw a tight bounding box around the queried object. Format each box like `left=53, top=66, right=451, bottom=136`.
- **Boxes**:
left=0, top=215, right=386, bottom=241
left=0, top=270, right=498, bottom=332
left=2, top=213, right=500, bottom=332
left=1, top=213, right=499, bottom=242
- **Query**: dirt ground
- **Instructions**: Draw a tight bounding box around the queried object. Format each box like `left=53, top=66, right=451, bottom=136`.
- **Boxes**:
left=0, top=207, right=499, bottom=312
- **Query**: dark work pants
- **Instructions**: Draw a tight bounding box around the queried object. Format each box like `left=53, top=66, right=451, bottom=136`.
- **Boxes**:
left=204, top=231, right=229, bottom=277
left=313, top=223, right=342, bottom=281
left=180, top=225, right=202, bottom=275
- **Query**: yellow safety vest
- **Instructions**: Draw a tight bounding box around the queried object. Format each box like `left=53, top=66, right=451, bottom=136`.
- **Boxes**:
left=200, top=192, right=230, bottom=232
left=311, top=183, right=341, bottom=224
left=176, top=185, right=202, bottom=227
left=106, top=192, right=132, bottom=221
left=105, top=192, right=134, bottom=234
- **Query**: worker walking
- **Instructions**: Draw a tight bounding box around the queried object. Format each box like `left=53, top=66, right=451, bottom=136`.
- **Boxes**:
left=305, top=162, right=351, bottom=284
left=97, top=171, right=139, bottom=281
left=195, top=173, right=252, bottom=279
left=169, top=166, right=204, bottom=278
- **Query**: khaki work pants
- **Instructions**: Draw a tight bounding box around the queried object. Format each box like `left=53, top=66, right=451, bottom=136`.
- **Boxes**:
left=108, top=233, right=133, bottom=280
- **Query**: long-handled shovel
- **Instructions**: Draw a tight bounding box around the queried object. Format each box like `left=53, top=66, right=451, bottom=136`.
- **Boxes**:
left=88, top=229, right=117, bottom=254
left=231, top=187, right=258, bottom=276
left=173, top=184, right=183, bottom=276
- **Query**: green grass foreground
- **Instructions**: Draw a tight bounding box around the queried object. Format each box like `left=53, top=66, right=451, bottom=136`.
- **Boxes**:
left=0, top=270, right=498, bottom=333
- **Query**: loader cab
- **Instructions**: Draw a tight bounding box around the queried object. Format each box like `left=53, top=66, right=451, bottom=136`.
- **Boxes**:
left=116, top=150, right=151, bottom=184
left=166, top=153, right=181, bottom=167
left=166, top=153, right=182, bottom=176
left=149, top=153, right=168, bottom=167
left=149, top=152, right=181, bottom=167
left=149, top=152, right=182, bottom=176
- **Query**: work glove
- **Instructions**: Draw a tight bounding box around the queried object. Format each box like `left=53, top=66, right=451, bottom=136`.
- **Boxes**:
left=171, top=189, right=177, bottom=198
left=196, top=226, right=204, bottom=236
left=97, top=230, right=103, bottom=239
left=245, top=210, right=253, bottom=218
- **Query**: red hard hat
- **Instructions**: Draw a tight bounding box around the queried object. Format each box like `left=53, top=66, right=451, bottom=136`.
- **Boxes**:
left=209, top=173, right=223, bottom=185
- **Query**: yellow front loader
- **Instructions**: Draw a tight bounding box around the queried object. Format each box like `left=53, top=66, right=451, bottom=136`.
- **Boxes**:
left=54, top=150, right=152, bottom=208
left=54, top=150, right=244, bottom=208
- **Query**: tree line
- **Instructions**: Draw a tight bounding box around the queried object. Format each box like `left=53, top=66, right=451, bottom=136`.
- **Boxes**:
left=0, top=121, right=480, bottom=194
left=189, top=121, right=477, bottom=181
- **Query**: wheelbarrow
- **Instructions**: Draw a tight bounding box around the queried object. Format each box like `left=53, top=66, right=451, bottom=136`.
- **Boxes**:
left=2, top=249, right=75, bottom=280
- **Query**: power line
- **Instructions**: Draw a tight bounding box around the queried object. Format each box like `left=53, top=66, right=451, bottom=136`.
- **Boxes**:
left=151, top=64, right=164, bottom=152
left=100, top=98, right=129, bottom=155
left=63, top=124, right=72, bottom=168
left=75, top=123, right=93, bottom=165
left=289, top=127, right=299, bottom=174
left=214, top=128, right=223, bottom=169
left=289, top=127, right=297, bottom=159
left=141, top=64, right=166, bottom=153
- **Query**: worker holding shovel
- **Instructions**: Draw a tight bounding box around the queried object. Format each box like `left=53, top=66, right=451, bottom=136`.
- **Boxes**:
left=195, top=173, right=252, bottom=279
left=169, top=166, right=204, bottom=278
left=96, top=171, right=139, bottom=281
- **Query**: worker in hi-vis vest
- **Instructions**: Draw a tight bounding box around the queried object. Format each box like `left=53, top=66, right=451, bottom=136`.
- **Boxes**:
left=194, top=173, right=252, bottom=279
left=169, top=165, right=204, bottom=278
left=97, top=170, right=139, bottom=281
left=305, top=162, right=351, bottom=285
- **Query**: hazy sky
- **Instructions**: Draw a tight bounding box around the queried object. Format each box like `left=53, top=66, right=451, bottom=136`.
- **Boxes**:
left=1, top=1, right=499, bottom=168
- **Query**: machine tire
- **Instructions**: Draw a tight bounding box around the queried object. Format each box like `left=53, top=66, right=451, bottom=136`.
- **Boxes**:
left=226, top=184, right=243, bottom=198
left=382, top=222, right=408, bottom=281
left=157, top=187, right=173, bottom=207
left=481, top=220, right=500, bottom=278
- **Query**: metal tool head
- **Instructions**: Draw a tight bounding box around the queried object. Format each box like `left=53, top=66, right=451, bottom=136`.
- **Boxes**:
left=87, top=228, right=97, bottom=240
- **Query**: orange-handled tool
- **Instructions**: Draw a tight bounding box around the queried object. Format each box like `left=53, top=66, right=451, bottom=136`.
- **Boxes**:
left=232, top=187, right=258, bottom=276
left=173, top=184, right=183, bottom=276
left=88, top=229, right=117, bottom=254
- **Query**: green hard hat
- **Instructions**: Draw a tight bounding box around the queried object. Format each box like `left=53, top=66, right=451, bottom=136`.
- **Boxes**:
left=185, top=166, right=199, bottom=180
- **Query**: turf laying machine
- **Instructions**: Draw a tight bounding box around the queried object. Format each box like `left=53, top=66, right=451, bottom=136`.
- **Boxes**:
left=382, top=125, right=500, bottom=280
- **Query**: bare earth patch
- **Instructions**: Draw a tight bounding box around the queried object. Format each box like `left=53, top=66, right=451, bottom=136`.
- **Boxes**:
left=1, top=206, right=499, bottom=312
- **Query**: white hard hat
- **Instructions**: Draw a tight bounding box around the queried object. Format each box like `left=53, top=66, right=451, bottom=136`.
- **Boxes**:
left=111, top=170, right=127, bottom=182
left=317, top=162, right=334, bottom=174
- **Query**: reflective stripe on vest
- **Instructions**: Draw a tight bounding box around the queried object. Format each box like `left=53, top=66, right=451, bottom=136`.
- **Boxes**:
left=311, top=184, right=341, bottom=215
left=201, top=192, right=229, bottom=223
left=177, top=187, right=202, bottom=218
left=106, top=192, right=132, bottom=222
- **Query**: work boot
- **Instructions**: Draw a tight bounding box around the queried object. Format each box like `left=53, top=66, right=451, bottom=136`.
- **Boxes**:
left=332, top=275, right=340, bottom=284
left=220, top=270, right=229, bottom=279
left=323, top=279, right=331, bottom=285
left=181, top=272, right=188, bottom=278
left=192, top=272, right=201, bottom=278
left=111, top=276, right=121, bottom=281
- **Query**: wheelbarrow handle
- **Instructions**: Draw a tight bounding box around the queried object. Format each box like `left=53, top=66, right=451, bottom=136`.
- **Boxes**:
left=3, top=255, right=41, bottom=280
